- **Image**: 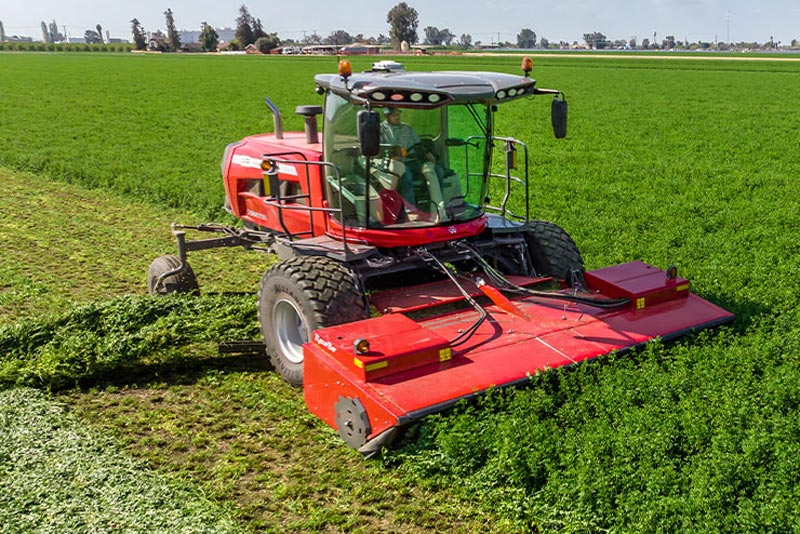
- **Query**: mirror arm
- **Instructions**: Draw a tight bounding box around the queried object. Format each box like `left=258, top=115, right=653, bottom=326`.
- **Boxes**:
left=533, top=88, right=565, bottom=99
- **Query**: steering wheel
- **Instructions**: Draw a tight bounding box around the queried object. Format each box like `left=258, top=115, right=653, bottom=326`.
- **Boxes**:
left=376, top=143, right=402, bottom=161
left=406, top=139, right=437, bottom=163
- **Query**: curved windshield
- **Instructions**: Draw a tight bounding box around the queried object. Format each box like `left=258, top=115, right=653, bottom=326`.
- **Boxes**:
left=323, top=93, right=490, bottom=228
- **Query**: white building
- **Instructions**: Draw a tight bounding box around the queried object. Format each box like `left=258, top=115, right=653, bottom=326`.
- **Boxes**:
left=178, top=27, right=235, bottom=44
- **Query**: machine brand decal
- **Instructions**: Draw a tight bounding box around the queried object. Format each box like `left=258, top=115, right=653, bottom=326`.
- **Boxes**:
left=447, top=226, right=457, bottom=234
left=439, top=348, right=452, bottom=362
left=365, top=361, right=388, bottom=372
left=232, top=154, right=298, bottom=176
left=246, top=210, right=268, bottom=220
left=353, top=358, right=363, bottom=368
left=676, top=284, right=690, bottom=291
left=231, top=154, right=263, bottom=169
left=275, top=162, right=299, bottom=176
left=314, top=333, right=337, bottom=353
left=636, top=297, right=646, bottom=310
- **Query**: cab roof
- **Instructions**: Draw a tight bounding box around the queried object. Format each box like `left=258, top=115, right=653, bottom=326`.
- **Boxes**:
left=314, top=70, right=538, bottom=108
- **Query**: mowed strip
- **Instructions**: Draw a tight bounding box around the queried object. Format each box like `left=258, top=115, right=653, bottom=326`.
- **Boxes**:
left=0, top=166, right=266, bottom=321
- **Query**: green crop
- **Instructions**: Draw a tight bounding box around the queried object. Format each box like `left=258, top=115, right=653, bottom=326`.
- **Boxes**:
left=390, top=316, right=800, bottom=532
left=2, top=52, right=800, bottom=532
left=0, top=53, right=342, bottom=218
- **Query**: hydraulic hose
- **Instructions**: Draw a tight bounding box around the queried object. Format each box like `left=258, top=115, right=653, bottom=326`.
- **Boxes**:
left=415, top=249, right=487, bottom=347
left=459, top=242, right=631, bottom=309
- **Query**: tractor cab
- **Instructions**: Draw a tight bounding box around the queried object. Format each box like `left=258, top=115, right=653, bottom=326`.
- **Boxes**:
left=322, top=94, right=479, bottom=228
left=312, top=60, right=568, bottom=240
left=218, top=59, right=567, bottom=250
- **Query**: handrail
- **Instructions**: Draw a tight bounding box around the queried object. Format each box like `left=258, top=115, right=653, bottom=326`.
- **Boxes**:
left=463, top=135, right=530, bottom=222
left=485, top=136, right=530, bottom=222
left=261, top=156, right=352, bottom=255
left=260, top=151, right=314, bottom=239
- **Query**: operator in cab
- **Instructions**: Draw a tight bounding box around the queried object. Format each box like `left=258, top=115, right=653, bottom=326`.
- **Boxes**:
left=380, top=108, right=442, bottom=204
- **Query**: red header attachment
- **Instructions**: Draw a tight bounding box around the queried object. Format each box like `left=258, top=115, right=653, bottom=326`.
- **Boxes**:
left=310, top=314, right=452, bottom=382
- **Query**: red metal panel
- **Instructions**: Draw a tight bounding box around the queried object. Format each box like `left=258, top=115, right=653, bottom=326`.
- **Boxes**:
left=325, top=217, right=489, bottom=248
left=311, top=314, right=451, bottom=381
left=584, top=261, right=691, bottom=309
left=303, top=343, right=404, bottom=439
left=224, top=132, right=328, bottom=236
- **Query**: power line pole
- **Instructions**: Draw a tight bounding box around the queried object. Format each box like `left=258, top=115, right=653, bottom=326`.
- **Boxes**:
left=726, top=11, right=730, bottom=43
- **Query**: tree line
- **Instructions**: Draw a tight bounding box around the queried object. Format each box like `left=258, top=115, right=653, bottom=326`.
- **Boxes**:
left=1, top=3, right=797, bottom=53
left=129, top=5, right=279, bottom=53
left=0, top=2, right=446, bottom=53
left=0, top=18, right=104, bottom=45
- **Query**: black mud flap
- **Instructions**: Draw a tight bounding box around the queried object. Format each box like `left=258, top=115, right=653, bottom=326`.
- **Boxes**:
left=358, top=426, right=400, bottom=459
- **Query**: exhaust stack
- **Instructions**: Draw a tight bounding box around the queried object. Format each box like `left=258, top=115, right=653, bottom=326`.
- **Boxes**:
left=296, top=105, right=323, bottom=145
left=263, top=96, right=284, bottom=140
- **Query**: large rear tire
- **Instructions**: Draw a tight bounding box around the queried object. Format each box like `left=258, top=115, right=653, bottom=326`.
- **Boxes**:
left=258, top=256, right=366, bottom=386
left=524, top=220, right=584, bottom=281
left=147, top=255, right=199, bottom=295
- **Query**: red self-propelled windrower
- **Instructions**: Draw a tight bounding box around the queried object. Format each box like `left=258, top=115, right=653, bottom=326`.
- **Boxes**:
left=149, top=58, right=733, bottom=456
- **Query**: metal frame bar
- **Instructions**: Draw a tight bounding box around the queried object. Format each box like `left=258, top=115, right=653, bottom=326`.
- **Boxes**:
left=261, top=156, right=352, bottom=254
left=465, top=135, right=530, bottom=222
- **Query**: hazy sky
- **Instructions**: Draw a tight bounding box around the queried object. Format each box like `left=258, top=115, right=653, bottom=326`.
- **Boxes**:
left=2, top=0, right=798, bottom=44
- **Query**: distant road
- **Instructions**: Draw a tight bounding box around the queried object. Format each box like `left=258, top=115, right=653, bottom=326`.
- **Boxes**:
left=464, top=51, right=800, bottom=62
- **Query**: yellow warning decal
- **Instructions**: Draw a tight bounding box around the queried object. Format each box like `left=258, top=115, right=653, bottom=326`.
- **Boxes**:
left=439, top=348, right=452, bottom=362
left=366, top=361, right=388, bottom=372
left=676, top=284, right=690, bottom=292
left=353, top=358, right=363, bottom=369
left=636, top=297, right=646, bottom=310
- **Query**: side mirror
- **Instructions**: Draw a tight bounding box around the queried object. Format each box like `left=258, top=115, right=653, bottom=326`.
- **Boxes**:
left=551, top=98, right=568, bottom=139
left=358, top=110, right=381, bottom=157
